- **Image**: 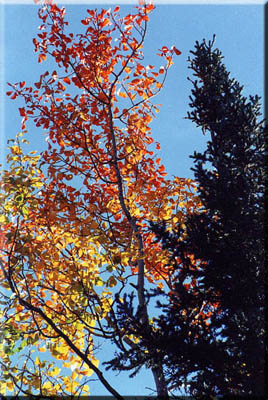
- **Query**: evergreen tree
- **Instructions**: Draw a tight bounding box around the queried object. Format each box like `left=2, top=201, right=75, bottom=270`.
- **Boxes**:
left=150, top=36, right=265, bottom=396
left=106, top=37, right=265, bottom=397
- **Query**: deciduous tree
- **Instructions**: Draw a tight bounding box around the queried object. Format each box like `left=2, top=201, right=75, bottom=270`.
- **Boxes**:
left=0, top=2, right=200, bottom=398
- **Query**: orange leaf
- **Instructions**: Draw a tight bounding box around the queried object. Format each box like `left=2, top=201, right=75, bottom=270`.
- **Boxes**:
left=63, top=76, right=71, bottom=84
left=159, top=166, right=164, bottom=173
left=118, top=91, right=127, bottom=98
left=102, top=18, right=110, bottom=27
left=38, top=53, right=46, bottom=63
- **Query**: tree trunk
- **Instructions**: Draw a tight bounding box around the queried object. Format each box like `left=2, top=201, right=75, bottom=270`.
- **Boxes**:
left=108, top=106, right=169, bottom=397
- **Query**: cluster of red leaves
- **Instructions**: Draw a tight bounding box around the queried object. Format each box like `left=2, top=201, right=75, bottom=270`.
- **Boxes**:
left=0, top=3, right=216, bottom=396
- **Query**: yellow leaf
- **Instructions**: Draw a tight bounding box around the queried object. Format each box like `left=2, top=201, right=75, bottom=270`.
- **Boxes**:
left=11, top=145, right=22, bottom=155
left=133, top=208, right=141, bottom=217
left=81, top=357, right=99, bottom=378
left=80, top=113, right=89, bottom=121
left=71, top=370, right=78, bottom=381
left=121, top=253, right=129, bottom=266
left=95, top=278, right=103, bottom=287
left=33, top=181, right=43, bottom=189
left=82, top=384, right=90, bottom=393
left=0, top=381, right=7, bottom=393
left=43, top=381, right=52, bottom=390
left=35, top=356, right=41, bottom=366
left=51, top=366, right=60, bottom=376
left=78, top=248, right=84, bottom=258
left=0, top=215, right=7, bottom=224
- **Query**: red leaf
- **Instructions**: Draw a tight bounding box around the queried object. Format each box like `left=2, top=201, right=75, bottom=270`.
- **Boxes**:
left=146, top=4, right=154, bottom=12
left=172, top=46, right=182, bottom=56
left=114, top=214, right=121, bottom=221
left=19, top=107, right=26, bottom=117
left=184, top=283, right=190, bottom=291
left=81, top=19, right=89, bottom=25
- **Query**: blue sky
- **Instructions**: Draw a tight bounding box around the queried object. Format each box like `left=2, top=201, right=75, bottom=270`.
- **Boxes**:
left=1, top=0, right=265, bottom=396
left=2, top=1, right=264, bottom=176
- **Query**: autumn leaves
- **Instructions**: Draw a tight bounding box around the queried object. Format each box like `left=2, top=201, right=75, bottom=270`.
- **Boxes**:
left=1, top=2, right=199, bottom=397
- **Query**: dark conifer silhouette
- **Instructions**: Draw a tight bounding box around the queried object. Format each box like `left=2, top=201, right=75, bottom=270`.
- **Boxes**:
left=150, top=36, right=265, bottom=396
left=107, top=36, right=265, bottom=398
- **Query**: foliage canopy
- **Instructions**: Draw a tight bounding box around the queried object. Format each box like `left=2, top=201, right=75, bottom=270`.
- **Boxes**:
left=0, top=2, right=200, bottom=398
left=0, top=3, right=264, bottom=399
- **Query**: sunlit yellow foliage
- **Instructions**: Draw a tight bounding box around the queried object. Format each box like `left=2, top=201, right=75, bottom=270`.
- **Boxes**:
left=0, top=2, right=201, bottom=397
